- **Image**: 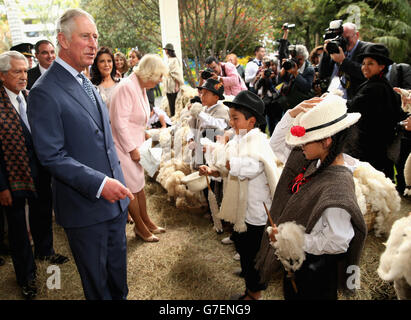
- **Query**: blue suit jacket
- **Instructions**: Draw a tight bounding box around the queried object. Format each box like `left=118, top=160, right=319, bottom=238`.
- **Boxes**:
left=27, top=61, right=129, bottom=228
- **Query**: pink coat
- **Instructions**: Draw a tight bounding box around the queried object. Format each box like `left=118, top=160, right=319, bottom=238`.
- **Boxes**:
left=109, top=73, right=149, bottom=193
left=220, top=62, right=247, bottom=96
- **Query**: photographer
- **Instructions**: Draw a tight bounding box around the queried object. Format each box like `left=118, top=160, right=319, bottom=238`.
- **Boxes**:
left=272, top=25, right=314, bottom=115
left=254, top=58, right=280, bottom=134
left=319, top=21, right=372, bottom=99
left=201, top=56, right=247, bottom=96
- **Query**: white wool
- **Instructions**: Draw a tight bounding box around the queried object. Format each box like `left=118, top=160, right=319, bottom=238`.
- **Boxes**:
left=353, top=161, right=401, bottom=236
left=268, top=222, right=306, bottom=272
left=164, top=170, right=186, bottom=197
left=174, top=85, right=199, bottom=119
left=377, top=215, right=411, bottom=286
left=146, top=129, right=160, bottom=141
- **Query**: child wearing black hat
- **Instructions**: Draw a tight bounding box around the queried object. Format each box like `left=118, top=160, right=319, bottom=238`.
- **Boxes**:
left=199, top=90, right=280, bottom=300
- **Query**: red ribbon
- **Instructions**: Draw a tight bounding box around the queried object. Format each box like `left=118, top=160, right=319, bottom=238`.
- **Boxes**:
left=291, top=167, right=310, bottom=193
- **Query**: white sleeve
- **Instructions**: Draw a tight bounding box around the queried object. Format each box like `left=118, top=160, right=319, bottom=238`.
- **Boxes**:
left=96, top=176, right=108, bottom=198
left=303, top=207, right=355, bottom=255
left=229, top=156, right=264, bottom=180
left=269, top=110, right=294, bottom=164
left=198, top=111, right=227, bottom=131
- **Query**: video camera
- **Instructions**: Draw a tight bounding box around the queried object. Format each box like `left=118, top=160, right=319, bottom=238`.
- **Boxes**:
left=282, top=23, right=295, bottom=30
left=323, top=20, right=347, bottom=54
left=201, top=68, right=215, bottom=80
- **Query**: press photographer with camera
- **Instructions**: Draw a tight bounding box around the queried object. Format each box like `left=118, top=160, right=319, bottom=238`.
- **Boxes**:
left=254, top=58, right=280, bottom=133
left=245, top=45, right=266, bottom=93
left=200, top=56, right=247, bottom=96
left=272, top=23, right=314, bottom=117
left=319, top=21, right=372, bottom=99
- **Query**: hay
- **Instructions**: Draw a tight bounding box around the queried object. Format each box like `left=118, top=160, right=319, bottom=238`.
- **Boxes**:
left=1, top=178, right=410, bottom=300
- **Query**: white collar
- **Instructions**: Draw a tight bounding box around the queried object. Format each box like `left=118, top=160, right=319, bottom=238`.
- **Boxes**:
left=298, top=61, right=306, bottom=74
left=39, top=64, right=48, bottom=75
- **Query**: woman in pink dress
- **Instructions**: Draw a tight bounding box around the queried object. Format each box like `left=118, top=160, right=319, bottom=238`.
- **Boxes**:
left=110, top=54, right=168, bottom=242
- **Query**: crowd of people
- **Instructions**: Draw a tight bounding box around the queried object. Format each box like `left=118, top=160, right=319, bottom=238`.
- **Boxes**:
left=0, top=7, right=410, bottom=301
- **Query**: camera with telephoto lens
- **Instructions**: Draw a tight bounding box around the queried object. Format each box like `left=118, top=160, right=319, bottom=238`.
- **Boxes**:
left=323, top=19, right=347, bottom=55
left=282, top=23, right=295, bottom=30
left=264, top=68, right=273, bottom=77
left=282, top=58, right=298, bottom=71
left=201, top=68, right=214, bottom=80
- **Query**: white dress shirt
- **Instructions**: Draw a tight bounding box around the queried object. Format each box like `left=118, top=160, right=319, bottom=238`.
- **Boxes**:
left=228, top=129, right=271, bottom=226
left=39, top=64, right=48, bottom=75
left=4, top=87, right=26, bottom=116
left=269, top=110, right=355, bottom=255
left=245, top=58, right=261, bottom=88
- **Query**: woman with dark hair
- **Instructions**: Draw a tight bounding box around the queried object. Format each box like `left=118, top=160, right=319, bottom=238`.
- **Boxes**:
left=254, top=95, right=367, bottom=300
left=114, top=51, right=129, bottom=78
left=91, top=47, right=119, bottom=109
left=346, top=44, right=404, bottom=179
left=163, top=43, right=184, bottom=117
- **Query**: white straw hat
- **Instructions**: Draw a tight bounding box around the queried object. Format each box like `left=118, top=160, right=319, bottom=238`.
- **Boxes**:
left=286, top=95, right=361, bottom=146
left=181, top=171, right=207, bottom=192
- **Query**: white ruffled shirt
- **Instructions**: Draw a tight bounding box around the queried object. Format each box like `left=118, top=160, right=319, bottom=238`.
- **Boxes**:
left=269, top=111, right=355, bottom=255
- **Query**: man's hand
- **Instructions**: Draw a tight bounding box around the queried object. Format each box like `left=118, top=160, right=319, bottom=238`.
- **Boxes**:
left=330, top=46, right=345, bottom=64
left=287, top=64, right=298, bottom=77
left=130, top=148, right=140, bottom=162
left=101, top=178, right=134, bottom=203
left=0, top=189, right=12, bottom=206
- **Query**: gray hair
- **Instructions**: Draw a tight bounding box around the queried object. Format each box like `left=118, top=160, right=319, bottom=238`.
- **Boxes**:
left=343, top=22, right=358, bottom=33
left=56, top=8, right=95, bottom=48
left=294, top=45, right=309, bottom=60
left=0, top=51, right=28, bottom=73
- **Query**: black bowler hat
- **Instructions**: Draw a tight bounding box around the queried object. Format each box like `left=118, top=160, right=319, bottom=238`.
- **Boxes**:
left=197, top=78, right=225, bottom=100
left=10, top=43, right=34, bottom=57
left=358, top=43, right=393, bottom=66
left=163, top=43, right=175, bottom=51
left=224, top=90, right=266, bottom=126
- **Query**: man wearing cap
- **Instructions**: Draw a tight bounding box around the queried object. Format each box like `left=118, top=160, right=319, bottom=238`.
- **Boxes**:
left=27, top=40, right=56, bottom=90
left=0, top=50, right=68, bottom=300
left=204, top=56, right=247, bottom=96
left=163, top=43, right=184, bottom=117
left=10, top=43, right=35, bottom=69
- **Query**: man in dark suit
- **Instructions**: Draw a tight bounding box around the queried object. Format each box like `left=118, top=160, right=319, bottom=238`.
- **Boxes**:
left=28, top=9, right=133, bottom=300
left=319, top=22, right=371, bottom=100
left=0, top=51, right=68, bottom=300
left=27, top=40, right=56, bottom=90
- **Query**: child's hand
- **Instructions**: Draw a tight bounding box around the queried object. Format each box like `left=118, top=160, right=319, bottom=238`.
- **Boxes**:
left=289, top=97, right=323, bottom=118
left=198, top=165, right=211, bottom=176
left=267, top=225, right=278, bottom=243
left=225, top=160, right=230, bottom=171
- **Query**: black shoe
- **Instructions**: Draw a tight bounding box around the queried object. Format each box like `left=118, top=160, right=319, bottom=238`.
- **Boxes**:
left=21, top=280, right=37, bottom=300
left=0, top=257, right=5, bottom=266
left=37, top=253, right=69, bottom=264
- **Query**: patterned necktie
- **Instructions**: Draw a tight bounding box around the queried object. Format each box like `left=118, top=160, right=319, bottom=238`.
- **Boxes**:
left=16, top=95, right=31, bottom=132
left=78, top=73, right=97, bottom=106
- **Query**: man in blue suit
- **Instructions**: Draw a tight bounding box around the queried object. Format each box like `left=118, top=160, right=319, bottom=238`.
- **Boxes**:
left=28, top=8, right=133, bottom=300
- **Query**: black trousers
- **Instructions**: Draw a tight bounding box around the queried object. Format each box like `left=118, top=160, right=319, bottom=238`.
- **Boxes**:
left=283, top=253, right=343, bottom=300
left=232, top=223, right=267, bottom=292
left=166, top=92, right=178, bottom=117
left=395, top=136, right=411, bottom=193
left=4, top=175, right=54, bottom=286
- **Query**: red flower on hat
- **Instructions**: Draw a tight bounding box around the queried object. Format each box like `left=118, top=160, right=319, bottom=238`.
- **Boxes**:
left=290, top=126, right=306, bottom=137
